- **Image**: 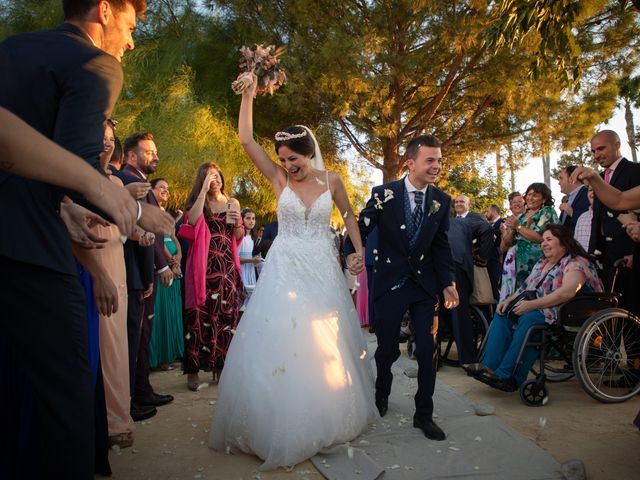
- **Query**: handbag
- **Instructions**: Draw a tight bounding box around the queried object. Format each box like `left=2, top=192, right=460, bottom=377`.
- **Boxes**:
left=504, top=289, right=538, bottom=321
left=470, top=265, right=495, bottom=305
left=504, top=259, right=562, bottom=321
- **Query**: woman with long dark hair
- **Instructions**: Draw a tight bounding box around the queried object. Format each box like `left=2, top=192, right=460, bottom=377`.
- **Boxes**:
left=178, top=163, right=244, bottom=391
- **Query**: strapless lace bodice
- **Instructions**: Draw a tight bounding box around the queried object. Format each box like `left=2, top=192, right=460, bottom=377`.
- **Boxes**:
left=276, top=185, right=334, bottom=244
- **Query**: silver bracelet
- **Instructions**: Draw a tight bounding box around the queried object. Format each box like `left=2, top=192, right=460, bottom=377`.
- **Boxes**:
left=136, top=200, right=142, bottom=221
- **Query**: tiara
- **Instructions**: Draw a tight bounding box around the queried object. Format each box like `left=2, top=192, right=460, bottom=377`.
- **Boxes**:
left=275, top=130, right=308, bottom=142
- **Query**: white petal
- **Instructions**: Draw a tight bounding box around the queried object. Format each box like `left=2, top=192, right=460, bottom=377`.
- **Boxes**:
left=363, top=217, right=371, bottom=226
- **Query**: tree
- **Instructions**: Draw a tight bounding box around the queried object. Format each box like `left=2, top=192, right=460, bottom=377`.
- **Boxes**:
left=617, top=75, right=640, bottom=162
left=209, top=0, right=639, bottom=192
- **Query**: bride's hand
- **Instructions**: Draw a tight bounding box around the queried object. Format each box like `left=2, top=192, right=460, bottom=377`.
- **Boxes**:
left=240, top=72, right=258, bottom=98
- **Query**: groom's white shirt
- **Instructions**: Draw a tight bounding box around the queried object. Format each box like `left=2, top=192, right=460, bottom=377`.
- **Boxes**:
left=404, top=176, right=428, bottom=212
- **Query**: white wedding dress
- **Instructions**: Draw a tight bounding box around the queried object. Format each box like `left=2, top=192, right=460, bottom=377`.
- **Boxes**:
left=209, top=176, right=378, bottom=470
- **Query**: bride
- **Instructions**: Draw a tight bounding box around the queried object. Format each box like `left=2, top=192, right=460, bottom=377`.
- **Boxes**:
left=209, top=74, right=378, bottom=470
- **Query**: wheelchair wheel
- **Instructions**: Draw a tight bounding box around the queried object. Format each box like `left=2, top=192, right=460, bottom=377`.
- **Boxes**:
left=530, top=330, right=575, bottom=383
left=519, top=379, right=549, bottom=406
left=470, top=305, right=490, bottom=358
left=573, top=308, right=640, bottom=403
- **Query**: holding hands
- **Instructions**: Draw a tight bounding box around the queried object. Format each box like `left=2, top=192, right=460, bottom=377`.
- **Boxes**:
left=346, top=252, right=364, bottom=276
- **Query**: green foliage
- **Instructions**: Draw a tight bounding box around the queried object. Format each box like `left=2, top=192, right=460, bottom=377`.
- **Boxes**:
left=551, top=144, right=598, bottom=178
left=0, top=0, right=62, bottom=38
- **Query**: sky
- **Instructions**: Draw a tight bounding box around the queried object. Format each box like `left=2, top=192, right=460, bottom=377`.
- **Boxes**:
left=368, top=105, right=638, bottom=212
left=514, top=105, right=638, bottom=211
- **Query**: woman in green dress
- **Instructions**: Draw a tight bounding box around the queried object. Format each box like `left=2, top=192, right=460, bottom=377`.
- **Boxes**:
left=502, top=182, right=558, bottom=292
left=149, top=178, right=184, bottom=369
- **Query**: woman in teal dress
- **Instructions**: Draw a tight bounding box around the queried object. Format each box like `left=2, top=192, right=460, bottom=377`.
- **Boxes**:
left=149, top=178, right=184, bottom=368
left=502, top=183, right=558, bottom=292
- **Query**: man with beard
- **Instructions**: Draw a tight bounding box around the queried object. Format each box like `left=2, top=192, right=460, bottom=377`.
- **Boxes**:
left=116, top=132, right=175, bottom=417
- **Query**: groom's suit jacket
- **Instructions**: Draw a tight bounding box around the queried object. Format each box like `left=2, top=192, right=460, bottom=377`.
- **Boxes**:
left=345, top=178, right=455, bottom=301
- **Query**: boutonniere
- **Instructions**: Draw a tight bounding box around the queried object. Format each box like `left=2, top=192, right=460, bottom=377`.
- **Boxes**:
left=383, top=189, right=394, bottom=202
left=373, top=193, right=383, bottom=210
left=428, top=200, right=441, bottom=216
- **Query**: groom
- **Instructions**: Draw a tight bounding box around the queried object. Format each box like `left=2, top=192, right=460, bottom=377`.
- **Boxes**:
left=346, top=135, right=458, bottom=441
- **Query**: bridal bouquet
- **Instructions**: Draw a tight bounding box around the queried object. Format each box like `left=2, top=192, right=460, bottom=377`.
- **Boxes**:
left=231, top=44, right=287, bottom=96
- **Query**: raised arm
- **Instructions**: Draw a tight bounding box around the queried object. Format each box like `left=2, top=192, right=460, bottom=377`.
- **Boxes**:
left=571, top=166, right=640, bottom=211
left=238, top=74, right=286, bottom=191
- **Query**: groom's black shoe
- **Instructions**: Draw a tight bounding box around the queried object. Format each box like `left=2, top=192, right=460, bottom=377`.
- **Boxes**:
left=375, top=396, right=388, bottom=417
left=413, top=417, right=446, bottom=441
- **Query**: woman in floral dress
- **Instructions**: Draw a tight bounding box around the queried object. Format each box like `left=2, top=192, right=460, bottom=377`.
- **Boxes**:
left=178, top=163, right=245, bottom=391
left=500, top=183, right=557, bottom=297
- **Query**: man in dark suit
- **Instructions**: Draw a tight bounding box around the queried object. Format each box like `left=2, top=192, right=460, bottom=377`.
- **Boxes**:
left=259, top=220, right=278, bottom=257
left=116, top=132, right=174, bottom=411
left=558, top=165, right=589, bottom=233
left=484, top=203, right=504, bottom=249
left=454, top=194, right=501, bottom=299
left=589, top=130, right=640, bottom=312
left=0, top=1, right=147, bottom=477
left=588, top=131, right=640, bottom=382
left=346, top=135, right=458, bottom=441
left=446, top=217, right=477, bottom=365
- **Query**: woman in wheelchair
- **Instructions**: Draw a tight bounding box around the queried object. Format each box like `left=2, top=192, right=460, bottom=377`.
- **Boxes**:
left=466, top=224, right=603, bottom=392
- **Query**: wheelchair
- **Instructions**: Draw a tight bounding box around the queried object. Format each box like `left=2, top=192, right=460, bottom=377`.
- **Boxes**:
left=512, top=261, right=640, bottom=406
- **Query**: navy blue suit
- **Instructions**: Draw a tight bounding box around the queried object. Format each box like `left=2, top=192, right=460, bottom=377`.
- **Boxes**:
left=113, top=167, right=156, bottom=399
left=346, top=178, right=455, bottom=420
left=560, top=185, right=589, bottom=233
left=446, top=218, right=476, bottom=364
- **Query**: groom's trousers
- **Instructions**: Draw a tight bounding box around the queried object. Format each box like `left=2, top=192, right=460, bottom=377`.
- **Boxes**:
left=373, top=278, right=438, bottom=420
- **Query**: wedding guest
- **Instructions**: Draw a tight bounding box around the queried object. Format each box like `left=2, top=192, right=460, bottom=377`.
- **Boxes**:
left=238, top=208, right=260, bottom=300
left=148, top=178, right=184, bottom=370
left=500, top=183, right=558, bottom=299
left=117, top=132, right=174, bottom=409
left=92, top=121, right=134, bottom=448
left=178, top=163, right=244, bottom=391
left=558, top=165, right=589, bottom=233
left=356, top=268, right=369, bottom=327
left=467, top=224, right=602, bottom=391
left=0, top=1, right=147, bottom=476
left=108, top=135, right=124, bottom=172
left=574, top=186, right=595, bottom=251
left=252, top=225, right=265, bottom=256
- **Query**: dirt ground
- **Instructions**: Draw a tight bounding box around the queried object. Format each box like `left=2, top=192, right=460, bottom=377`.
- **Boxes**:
left=109, top=349, right=640, bottom=480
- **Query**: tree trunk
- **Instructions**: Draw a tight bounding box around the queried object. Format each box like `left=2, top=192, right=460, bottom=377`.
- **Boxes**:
left=507, top=142, right=516, bottom=192
left=381, top=140, right=403, bottom=183
left=542, top=149, right=551, bottom=187
left=495, top=146, right=503, bottom=192
left=625, top=100, right=638, bottom=162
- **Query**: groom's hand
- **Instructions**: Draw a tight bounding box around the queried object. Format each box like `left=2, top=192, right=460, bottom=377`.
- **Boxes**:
left=347, top=253, right=364, bottom=275
left=443, top=284, right=459, bottom=309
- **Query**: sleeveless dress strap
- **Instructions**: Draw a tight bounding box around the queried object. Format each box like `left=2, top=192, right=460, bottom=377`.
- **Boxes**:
left=325, top=171, right=331, bottom=198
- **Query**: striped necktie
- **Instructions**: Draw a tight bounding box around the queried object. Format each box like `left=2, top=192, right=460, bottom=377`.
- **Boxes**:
left=413, top=191, right=424, bottom=232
